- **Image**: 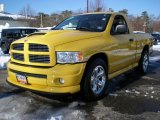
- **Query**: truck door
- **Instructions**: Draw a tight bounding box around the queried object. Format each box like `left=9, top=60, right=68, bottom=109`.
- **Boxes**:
left=110, top=15, right=136, bottom=72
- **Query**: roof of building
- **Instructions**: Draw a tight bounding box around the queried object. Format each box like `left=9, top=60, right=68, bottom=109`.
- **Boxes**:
left=2, top=27, right=37, bottom=30
left=0, top=11, right=12, bottom=15
left=0, top=16, right=14, bottom=20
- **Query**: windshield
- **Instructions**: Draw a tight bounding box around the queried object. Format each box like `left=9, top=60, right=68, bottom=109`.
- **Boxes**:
left=2, top=29, right=37, bottom=38
left=53, top=14, right=111, bottom=32
left=21, top=29, right=37, bottom=36
left=2, top=29, right=20, bottom=38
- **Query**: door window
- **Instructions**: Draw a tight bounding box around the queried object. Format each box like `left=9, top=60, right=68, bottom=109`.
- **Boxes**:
left=111, top=15, right=129, bottom=35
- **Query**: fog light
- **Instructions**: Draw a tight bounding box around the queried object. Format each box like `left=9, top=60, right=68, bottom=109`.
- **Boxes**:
left=59, top=78, right=65, bottom=84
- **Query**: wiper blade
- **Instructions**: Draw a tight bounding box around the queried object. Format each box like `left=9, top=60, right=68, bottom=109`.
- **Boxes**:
left=77, top=27, right=90, bottom=31
left=66, top=27, right=76, bottom=29
left=52, top=27, right=76, bottom=30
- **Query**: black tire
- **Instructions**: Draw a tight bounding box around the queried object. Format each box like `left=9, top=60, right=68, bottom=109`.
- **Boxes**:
left=136, top=50, right=149, bottom=74
left=1, top=42, right=9, bottom=54
left=81, top=59, right=108, bottom=101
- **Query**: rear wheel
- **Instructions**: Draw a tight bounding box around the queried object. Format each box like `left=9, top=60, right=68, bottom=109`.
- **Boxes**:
left=81, top=59, right=108, bottom=101
left=137, top=50, right=149, bottom=74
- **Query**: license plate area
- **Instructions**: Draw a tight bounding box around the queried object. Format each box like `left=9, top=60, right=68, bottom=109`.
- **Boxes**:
left=16, top=74, right=28, bottom=85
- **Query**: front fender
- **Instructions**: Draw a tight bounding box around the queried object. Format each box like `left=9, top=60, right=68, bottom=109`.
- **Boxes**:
left=54, top=36, right=108, bottom=57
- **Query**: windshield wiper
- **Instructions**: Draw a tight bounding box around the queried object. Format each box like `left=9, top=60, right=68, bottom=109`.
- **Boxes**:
left=77, top=27, right=90, bottom=31
left=52, top=27, right=76, bottom=30
left=66, top=27, right=76, bottom=29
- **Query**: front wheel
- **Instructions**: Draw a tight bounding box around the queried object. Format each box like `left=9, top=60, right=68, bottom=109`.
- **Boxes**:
left=81, top=59, right=108, bottom=101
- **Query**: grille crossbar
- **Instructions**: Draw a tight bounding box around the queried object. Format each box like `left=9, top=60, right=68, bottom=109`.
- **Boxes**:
left=13, top=44, right=24, bottom=51
left=12, top=43, right=51, bottom=64
left=13, top=53, right=24, bottom=61
left=29, top=55, right=50, bottom=63
left=29, top=44, right=49, bottom=52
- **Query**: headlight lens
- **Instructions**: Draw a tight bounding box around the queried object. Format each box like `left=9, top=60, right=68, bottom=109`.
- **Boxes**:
left=56, top=52, right=83, bottom=63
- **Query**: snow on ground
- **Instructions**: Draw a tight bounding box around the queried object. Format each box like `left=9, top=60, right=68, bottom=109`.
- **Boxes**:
left=0, top=48, right=10, bottom=69
left=153, top=43, right=160, bottom=51
left=150, top=43, right=160, bottom=62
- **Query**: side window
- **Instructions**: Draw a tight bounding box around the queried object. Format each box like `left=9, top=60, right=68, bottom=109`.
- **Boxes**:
left=2, top=30, right=6, bottom=37
left=111, top=15, right=129, bottom=35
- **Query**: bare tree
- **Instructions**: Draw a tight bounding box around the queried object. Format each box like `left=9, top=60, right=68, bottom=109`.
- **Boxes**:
left=34, top=12, right=54, bottom=27
left=19, top=5, right=37, bottom=27
left=130, top=16, right=144, bottom=31
left=19, top=4, right=36, bottom=18
left=152, top=20, right=160, bottom=32
left=89, top=0, right=106, bottom=12
left=151, top=15, right=160, bottom=32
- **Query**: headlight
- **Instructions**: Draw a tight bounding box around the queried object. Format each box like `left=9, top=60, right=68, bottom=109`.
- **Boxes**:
left=56, top=52, right=83, bottom=63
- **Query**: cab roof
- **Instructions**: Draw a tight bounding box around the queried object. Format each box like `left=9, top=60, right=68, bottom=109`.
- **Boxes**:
left=77, top=12, right=126, bottom=16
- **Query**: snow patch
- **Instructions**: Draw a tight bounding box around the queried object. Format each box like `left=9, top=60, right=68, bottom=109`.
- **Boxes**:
left=125, top=90, right=131, bottom=93
left=153, top=43, right=160, bottom=51
left=28, top=99, right=32, bottom=103
left=151, top=91, right=155, bottom=94
left=0, top=48, right=3, bottom=55
left=148, top=87, right=154, bottom=90
left=48, top=115, right=63, bottom=120
left=0, top=23, right=10, bottom=30
left=71, top=110, right=85, bottom=119
left=150, top=96, right=154, bottom=99
left=124, top=89, right=141, bottom=95
left=0, top=54, right=10, bottom=69
left=68, top=101, right=86, bottom=108
left=0, top=48, right=10, bottom=69
left=135, top=91, right=140, bottom=95
left=12, top=107, right=16, bottom=111
left=109, top=93, right=118, bottom=97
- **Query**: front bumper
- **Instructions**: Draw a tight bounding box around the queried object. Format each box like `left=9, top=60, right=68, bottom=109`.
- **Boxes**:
left=7, top=62, right=86, bottom=94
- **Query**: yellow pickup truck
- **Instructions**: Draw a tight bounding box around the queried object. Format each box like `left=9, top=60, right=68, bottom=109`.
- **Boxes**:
left=7, top=12, right=152, bottom=101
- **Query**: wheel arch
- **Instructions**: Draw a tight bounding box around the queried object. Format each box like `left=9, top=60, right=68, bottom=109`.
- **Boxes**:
left=80, top=53, right=109, bottom=100
left=142, top=45, right=149, bottom=53
left=81, top=52, right=109, bottom=84
left=86, top=52, right=108, bottom=70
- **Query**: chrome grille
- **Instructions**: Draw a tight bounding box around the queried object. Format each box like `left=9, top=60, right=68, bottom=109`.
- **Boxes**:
left=12, top=44, right=24, bottom=50
left=29, top=55, right=50, bottom=63
left=13, top=53, right=24, bottom=61
left=29, top=44, right=49, bottom=52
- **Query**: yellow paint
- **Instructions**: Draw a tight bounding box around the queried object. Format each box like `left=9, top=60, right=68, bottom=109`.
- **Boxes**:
left=7, top=12, right=152, bottom=94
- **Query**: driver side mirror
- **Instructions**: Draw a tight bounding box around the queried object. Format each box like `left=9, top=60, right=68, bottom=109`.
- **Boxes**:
left=115, top=25, right=127, bottom=34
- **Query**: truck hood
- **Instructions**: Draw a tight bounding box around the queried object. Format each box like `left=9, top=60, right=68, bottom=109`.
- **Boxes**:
left=15, top=30, right=102, bottom=46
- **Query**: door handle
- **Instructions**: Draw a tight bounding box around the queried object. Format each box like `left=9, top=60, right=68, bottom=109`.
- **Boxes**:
left=129, top=39, right=134, bottom=42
